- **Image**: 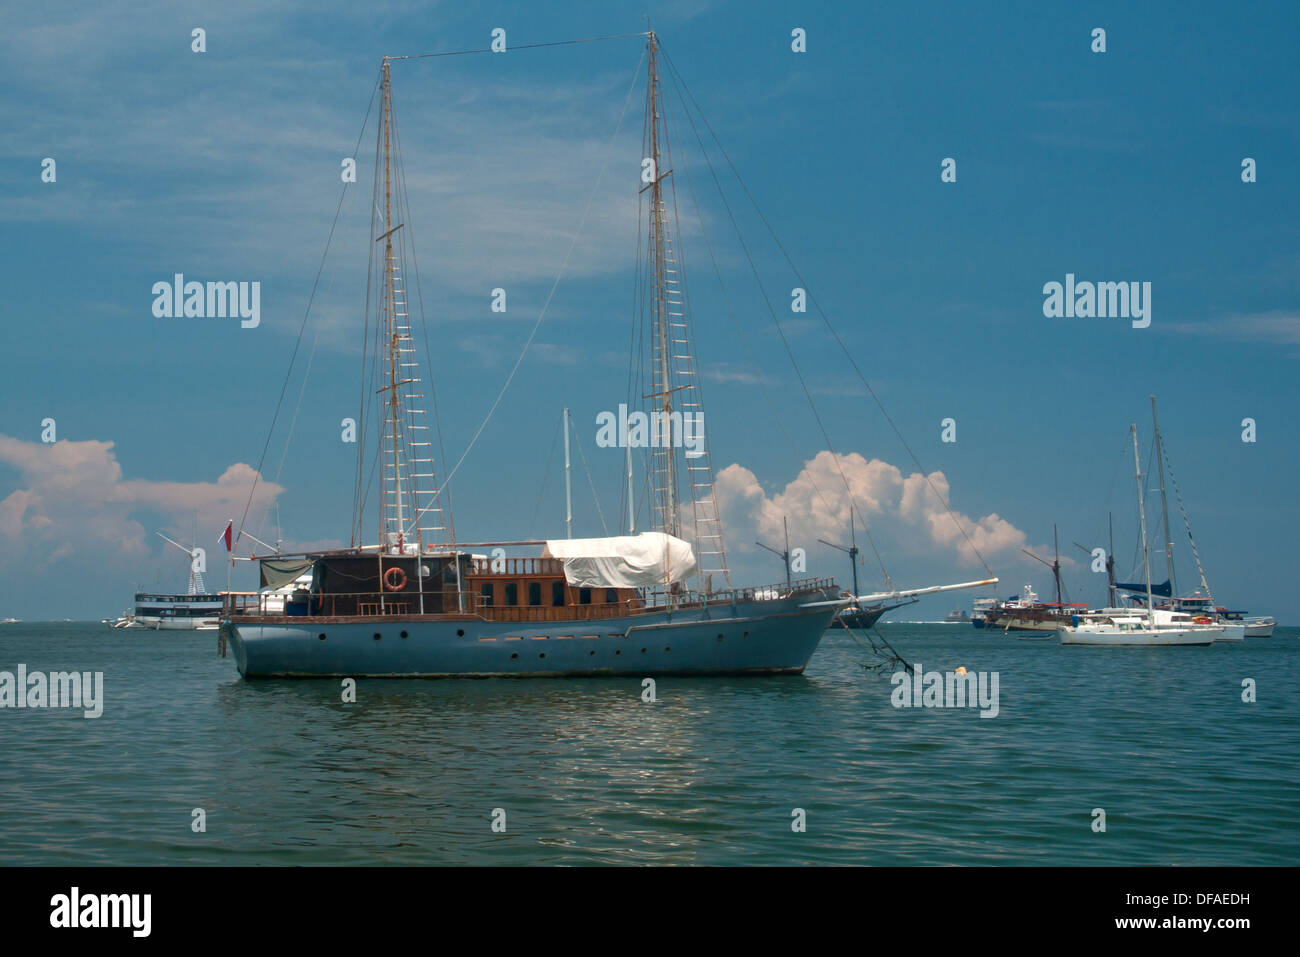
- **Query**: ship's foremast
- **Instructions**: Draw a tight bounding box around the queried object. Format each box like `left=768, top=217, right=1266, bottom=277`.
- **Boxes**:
left=363, top=58, right=453, bottom=563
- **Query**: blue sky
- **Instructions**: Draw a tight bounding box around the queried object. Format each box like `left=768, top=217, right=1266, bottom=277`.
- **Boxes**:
left=2, top=0, right=1298, bottom=621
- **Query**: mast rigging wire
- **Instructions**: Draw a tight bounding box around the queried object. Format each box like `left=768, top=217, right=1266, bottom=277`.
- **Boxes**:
left=236, top=69, right=383, bottom=555
left=661, top=57, right=895, bottom=590
left=387, top=33, right=649, bottom=61
left=659, top=40, right=995, bottom=582
left=401, top=48, right=648, bottom=538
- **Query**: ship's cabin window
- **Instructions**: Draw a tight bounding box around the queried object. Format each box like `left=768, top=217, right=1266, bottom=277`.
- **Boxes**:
left=605, top=588, right=617, bottom=605
left=528, top=582, right=542, bottom=606
left=551, top=581, right=565, bottom=607
left=579, top=588, right=592, bottom=605
left=480, top=583, right=494, bottom=607
left=505, top=583, right=518, bottom=606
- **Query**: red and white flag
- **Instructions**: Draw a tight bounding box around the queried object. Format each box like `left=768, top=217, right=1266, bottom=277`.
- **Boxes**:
left=218, top=521, right=233, bottom=552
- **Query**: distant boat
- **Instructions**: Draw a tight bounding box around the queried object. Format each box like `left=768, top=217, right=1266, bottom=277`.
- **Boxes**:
left=943, top=609, right=970, bottom=623
left=1105, top=396, right=1264, bottom=643
left=970, top=597, right=996, bottom=628
left=985, top=585, right=1085, bottom=634
left=1243, top=617, right=1277, bottom=638
left=829, top=598, right=917, bottom=631
left=1060, top=423, right=1220, bottom=647
left=989, top=528, right=1086, bottom=633
left=112, top=531, right=222, bottom=631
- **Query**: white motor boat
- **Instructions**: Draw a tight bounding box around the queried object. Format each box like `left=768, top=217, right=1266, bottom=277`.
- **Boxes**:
left=1216, top=621, right=1246, bottom=642
left=1243, top=617, right=1276, bottom=638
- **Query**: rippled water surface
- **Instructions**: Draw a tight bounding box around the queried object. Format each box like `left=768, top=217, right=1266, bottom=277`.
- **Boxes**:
left=1, top=622, right=1297, bottom=865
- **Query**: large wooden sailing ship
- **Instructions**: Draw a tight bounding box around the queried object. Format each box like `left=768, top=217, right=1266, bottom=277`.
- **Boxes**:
left=220, top=35, right=851, bottom=677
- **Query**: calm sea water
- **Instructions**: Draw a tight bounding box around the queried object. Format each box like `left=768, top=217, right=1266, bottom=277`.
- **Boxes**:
left=1, top=622, right=1297, bottom=865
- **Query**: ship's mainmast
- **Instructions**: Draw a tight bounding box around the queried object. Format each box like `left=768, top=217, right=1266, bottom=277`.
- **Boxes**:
left=646, top=35, right=678, bottom=540
left=642, top=31, right=731, bottom=589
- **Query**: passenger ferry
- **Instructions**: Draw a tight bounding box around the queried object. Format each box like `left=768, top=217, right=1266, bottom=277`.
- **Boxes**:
left=110, top=531, right=222, bottom=630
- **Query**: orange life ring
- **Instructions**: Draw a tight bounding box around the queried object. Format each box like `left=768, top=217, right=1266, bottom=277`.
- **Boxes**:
left=383, top=566, right=407, bottom=592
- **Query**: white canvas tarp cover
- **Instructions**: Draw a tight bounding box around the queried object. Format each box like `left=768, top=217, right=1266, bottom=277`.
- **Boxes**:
left=543, top=532, right=697, bottom=588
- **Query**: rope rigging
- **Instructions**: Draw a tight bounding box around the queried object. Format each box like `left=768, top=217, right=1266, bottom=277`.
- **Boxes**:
left=658, top=40, right=996, bottom=583
left=400, top=47, right=648, bottom=537
left=659, top=53, right=895, bottom=591
left=237, top=29, right=996, bottom=620
left=236, top=68, right=383, bottom=556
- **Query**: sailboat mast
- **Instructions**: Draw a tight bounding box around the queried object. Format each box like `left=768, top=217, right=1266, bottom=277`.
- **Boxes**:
left=1053, top=524, right=1062, bottom=608
left=626, top=440, right=635, bottom=534
left=1150, top=395, right=1176, bottom=601
left=563, top=407, right=573, bottom=539
left=647, top=32, right=678, bottom=539
left=1107, top=512, right=1117, bottom=607
left=1132, top=423, right=1155, bottom=621
left=380, top=58, right=407, bottom=551
left=784, top=516, right=791, bottom=587
left=849, top=507, right=860, bottom=597
left=634, top=30, right=730, bottom=590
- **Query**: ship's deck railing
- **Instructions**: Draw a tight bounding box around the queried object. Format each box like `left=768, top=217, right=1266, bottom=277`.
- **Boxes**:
left=220, top=576, right=838, bottom=620
left=653, top=577, right=839, bottom=609
left=222, top=591, right=451, bottom=618
left=466, top=596, right=644, bottom=622
left=466, top=556, right=566, bottom=576
left=220, top=591, right=643, bottom=621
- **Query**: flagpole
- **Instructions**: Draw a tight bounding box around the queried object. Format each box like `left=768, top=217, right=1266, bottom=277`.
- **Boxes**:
left=222, top=519, right=233, bottom=594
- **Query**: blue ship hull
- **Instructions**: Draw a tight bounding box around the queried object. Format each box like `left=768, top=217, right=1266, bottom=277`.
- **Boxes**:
left=223, top=589, right=841, bottom=678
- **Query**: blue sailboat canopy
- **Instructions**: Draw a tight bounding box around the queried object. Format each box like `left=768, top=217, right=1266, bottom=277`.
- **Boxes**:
left=1115, top=579, right=1172, bottom=597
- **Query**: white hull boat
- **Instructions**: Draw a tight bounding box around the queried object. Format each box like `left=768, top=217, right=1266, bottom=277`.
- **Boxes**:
left=1243, top=617, right=1276, bottom=638
left=1060, top=616, right=1218, bottom=646
left=1216, top=622, right=1245, bottom=642
left=1065, top=422, right=1217, bottom=648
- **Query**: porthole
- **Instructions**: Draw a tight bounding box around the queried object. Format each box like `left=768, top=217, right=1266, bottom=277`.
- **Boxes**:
left=717, top=633, right=723, bottom=640
left=510, top=653, right=519, bottom=660
left=457, top=629, right=465, bottom=637
left=589, top=650, right=596, bottom=656
left=373, top=633, right=381, bottom=641
left=641, top=647, right=647, bottom=654
left=400, top=630, right=409, bottom=639
left=664, top=646, right=670, bottom=653
left=539, top=652, right=546, bottom=659
left=318, top=633, right=327, bottom=641
left=615, top=650, right=621, bottom=656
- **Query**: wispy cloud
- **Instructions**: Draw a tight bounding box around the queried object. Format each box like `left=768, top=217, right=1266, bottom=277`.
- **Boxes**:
left=0, top=2, right=655, bottom=348
left=703, top=363, right=773, bottom=386
left=1165, top=311, right=1300, bottom=346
